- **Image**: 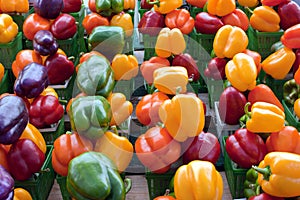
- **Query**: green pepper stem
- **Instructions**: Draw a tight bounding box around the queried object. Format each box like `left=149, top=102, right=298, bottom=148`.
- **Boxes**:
left=146, top=0, right=159, bottom=6
left=68, top=56, right=75, bottom=62
left=244, top=102, right=252, bottom=117
left=59, top=99, right=68, bottom=104
left=124, top=178, right=132, bottom=194
left=245, top=7, right=254, bottom=14
left=252, top=165, right=271, bottom=181
left=256, top=185, right=261, bottom=196
left=111, top=125, right=119, bottom=136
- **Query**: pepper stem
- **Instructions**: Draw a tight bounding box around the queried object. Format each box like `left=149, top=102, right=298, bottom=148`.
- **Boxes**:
left=146, top=0, right=160, bottom=6
left=252, top=165, right=271, bottom=181
left=244, top=102, right=252, bottom=117
left=164, top=189, right=170, bottom=196
left=111, top=125, right=119, bottom=135
left=124, top=178, right=132, bottom=194
left=245, top=7, right=254, bottom=14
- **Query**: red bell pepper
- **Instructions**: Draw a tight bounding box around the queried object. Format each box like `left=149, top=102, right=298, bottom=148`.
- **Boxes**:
left=29, top=95, right=64, bottom=128
left=225, top=128, right=267, bottom=169
left=248, top=193, right=285, bottom=200
left=172, top=53, right=200, bottom=82
left=82, top=13, right=110, bottom=35
left=50, top=13, right=77, bottom=40
left=138, top=10, right=165, bottom=36
left=261, top=0, right=289, bottom=6
left=88, top=0, right=96, bottom=12
left=165, top=9, right=195, bottom=35
left=204, top=57, right=227, bottom=80
left=7, top=139, right=45, bottom=181
left=62, top=0, right=82, bottom=13
left=194, top=12, right=224, bottom=34
left=278, top=1, right=300, bottom=30
left=221, top=8, right=249, bottom=31
left=140, top=0, right=154, bottom=9
left=23, top=13, right=51, bottom=40
left=243, top=49, right=262, bottom=75
left=281, top=23, right=300, bottom=49
left=292, top=48, right=300, bottom=74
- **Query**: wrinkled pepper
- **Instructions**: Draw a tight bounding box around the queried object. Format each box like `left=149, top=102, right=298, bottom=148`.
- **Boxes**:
left=172, top=53, right=200, bottom=82
left=0, top=14, right=18, bottom=43
left=221, top=8, right=249, bottom=31
left=34, top=0, right=64, bottom=19
left=0, top=165, right=14, bottom=200
left=33, top=30, right=58, bottom=56
left=261, top=47, right=295, bottom=80
left=0, top=0, right=29, bottom=13
left=165, top=9, right=195, bottom=35
left=13, top=188, right=33, bottom=200
left=68, top=95, right=112, bottom=140
left=253, top=151, right=300, bottom=198
left=159, top=94, right=205, bottom=142
left=207, top=0, right=236, bottom=17
left=174, top=160, right=223, bottom=200
left=194, top=12, right=224, bottom=34
left=204, top=57, right=227, bottom=80
left=23, top=13, right=51, bottom=40
left=244, top=168, right=260, bottom=198
left=82, top=13, right=110, bottom=35
left=283, top=79, right=300, bottom=105
left=111, top=54, right=138, bottom=80
left=62, top=0, right=82, bottom=13
left=149, top=0, right=182, bottom=14
left=281, top=23, right=300, bottom=49
left=110, top=12, right=133, bottom=37
left=138, top=10, right=165, bottom=36
left=250, top=6, right=281, bottom=32
left=95, top=0, right=124, bottom=17
left=123, top=0, right=135, bottom=10
left=67, top=151, right=131, bottom=200
left=213, top=25, right=248, bottom=59
left=278, top=1, right=300, bottom=31
left=50, top=13, right=77, bottom=40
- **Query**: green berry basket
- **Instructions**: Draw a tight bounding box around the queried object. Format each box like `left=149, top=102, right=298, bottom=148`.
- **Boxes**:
left=51, top=72, right=77, bottom=102
left=282, top=100, right=300, bottom=131
left=11, top=6, right=35, bottom=32
left=39, top=116, right=65, bottom=145
left=206, top=78, right=225, bottom=108
left=142, top=34, right=157, bottom=61
left=0, top=70, right=14, bottom=94
left=70, top=4, right=85, bottom=38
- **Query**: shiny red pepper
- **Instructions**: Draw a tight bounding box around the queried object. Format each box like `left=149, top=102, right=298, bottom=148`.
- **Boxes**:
left=261, top=0, right=289, bottom=6
left=194, top=12, right=224, bottom=34
left=140, top=0, right=154, bottom=9
left=138, top=10, right=165, bottom=36
left=204, top=57, right=228, bottom=80
left=62, top=0, right=82, bottom=13
left=50, top=13, right=77, bottom=40
left=292, top=48, right=300, bottom=74
left=281, top=24, right=300, bottom=49
left=221, top=8, right=249, bottom=31
left=278, top=1, right=300, bottom=30
left=248, top=193, right=285, bottom=200
left=172, top=53, right=200, bottom=81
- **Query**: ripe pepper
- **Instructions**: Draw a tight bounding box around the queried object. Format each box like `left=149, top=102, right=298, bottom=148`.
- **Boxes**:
left=249, top=193, right=285, bottom=200
left=76, top=55, right=115, bottom=97
left=155, top=27, right=186, bottom=58
left=67, top=151, right=131, bottom=200
left=281, top=23, right=300, bottom=49
left=138, top=10, right=165, bottom=36
left=0, top=165, right=14, bottom=200
left=194, top=12, right=224, bottom=34
left=0, top=63, right=4, bottom=83
left=165, top=9, right=195, bottom=35
left=34, top=0, right=64, bottom=19
left=204, top=57, right=227, bottom=80
left=13, top=188, right=33, bottom=200
left=237, top=0, right=259, bottom=7
left=135, top=126, right=181, bottom=173
left=110, top=12, right=133, bottom=37
left=52, top=131, right=93, bottom=176
left=0, top=0, right=29, bottom=13
left=14, top=62, right=49, bottom=99
left=244, top=168, right=260, bottom=198
left=95, top=0, right=124, bottom=17
left=68, top=95, right=112, bottom=140
left=278, top=1, right=300, bottom=31
left=213, top=25, right=249, bottom=59
left=174, top=160, right=223, bottom=200
left=62, top=0, right=82, bottom=13
left=33, top=30, right=58, bottom=56
left=94, top=127, right=133, bottom=172
left=124, top=0, right=135, bottom=10
left=0, top=95, right=28, bottom=145
left=186, top=0, right=207, bottom=8
left=261, top=47, right=296, bottom=80
left=82, top=13, right=110, bottom=35
left=283, top=79, right=300, bottom=105
left=50, top=13, right=77, bottom=40
left=207, top=0, right=236, bottom=17
left=225, top=128, right=268, bottom=168
left=159, top=94, right=205, bottom=142
left=221, top=8, right=249, bottom=32
left=253, top=151, right=300, bottom=197
left=172, top=53, right=200, bottom=82
left=294, top=98, right=300, bottom=119
left=261, top=0, right=289, bottom=6
left=0, top=144, right=9, bottom=171
left=149, top=0, right=182, bottom=14
left=0, top=14, right=18, bottom=43
left=225, top=53, right=257, bottom=92
left=23, top=13, right=51, bottom=40
left=7, top=139, right=45, bottom=181
left=249, top=6, right=281, bottom=32
left=111, top=54, right=138, bottom=80
left=243, top=49, right=262, bottom=75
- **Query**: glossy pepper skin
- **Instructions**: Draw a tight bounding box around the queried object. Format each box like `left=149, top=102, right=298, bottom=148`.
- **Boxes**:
left=204, top=57, right=227, bottom=80
left=13, top=188, right=33, bottom=200
left=82, top=13, right=110, bottom=35
left=22, top=13, right=51, bottom=40
left=0, top=0, right=29, bottom=13
left=221, top=8, right=249, bottom=31
left=0, top=144, right=9, bottom=171
left=62, top=0, right=82, bottom=13
left=150, top=0, right=182, bottom=14
left=172, top=53, right=200, bottom=82
left=0, top=95, right=29, bottom=145
left=207, top=0, right=236, bottom=17
left=138, top=10, right=165, bottom=36
left=33, top=30, right=58, bottom=56
left=50, top=14, right=77, bottom=40
left=123, top=0, right=135, bottom=10
left=253, top=152, right=300, bottom=198
left=76, top=55, right=115, bottom=97
left=34, top=0, right=64, bottom=19
left=237, top=0, right=258, bottom=7
left=249, top=193, right=285, bottom=200
left=0, top=165, right=14, bottom=200
left=294, top=98, right=300, bottom=119
left=8, top=139, right=45, bottom=181
left=174, top=160, right=223, bottom=200
left=244, top=168, right=260, bottom=198
left=110, top=12, right=134, bottom=37
left=14, top=62, right=49, bottom=99
left=278, top=1, right=300, bottom=30
left=186, top=0, right=207, bottom=8
left=283, top=79, right=300, bottom=105
left=250, top=6, right=280, bottom=32
left=226, top=128, right=267, bottom=168
left=165, top=9, right=194, bottom=35
left=68, top=96, right=112, bottom=140
left=111, top=54, right=138, bottom=80
left=67, top=151, right=130, bottom=200
left=0, top=14, right=18, bottom=44
left=281, top=24, right=300, bottom=49
left=29, top=95, right=64, bottom=128
left=261, top=0, right=289, bottom=6
left=194, top=12, right=224, bottom=34
left=95, top=0, right=124, bottom=17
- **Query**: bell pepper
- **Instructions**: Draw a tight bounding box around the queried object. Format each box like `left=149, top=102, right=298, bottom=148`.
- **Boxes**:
left=111, top=54, right=138, bottom=80
left=34, top=0, right=64, bottom=19
left=165, top=9, right=195, bottom=35
left=261, top=47, right=296, bottom=80
left=0, top=63, right=4, bottom=83
left=0, top=144, right=9, bottom=171
left=221, top=8, right=249, bottom=32
left=0, top=0, right=29, bottom=13
left=253, top=151, right=300, bottom=197
left=68, top=95, right=112, bottom=140
left=281, top=23, right=300, bottom=49
left=7, top=139, right=45, bottom=181
left=50, top=13, right=77, bottom=40
left=278, top=1, right=300, bottom=31
left=44, top=53, right=75, bottom=85
left=172, top=53, right=200, bottom=82
left=135, top=126, right=181, bottom=173
left=94, top=126, right=133, bottom=172
left=23, top=13, right=51, bottom=40
left=194, top=12, right=224, bottom=34
left=140, top=0, right=154, bottom=9
left=204, top=57, right=227, bottom=80
left=40, top=86, right=59, bottom=99
left=225, top=128, right=268, bottom=168
left=76, top=51, right=105, bottom=72
left=243, top=49, right=262, bottom=74
left=138, top=10, right=165, bottom=36
left=213, top=25, right=249, bottom=59
left=249, top=6, right=281, bottom=32
left=237, top=0, right=259, bottom=8
left=95, top=0, right=124, bottom=17
left=155, top=27, right=186, bottom=58
left=207, top=0, right=236, bottom=17
left=0, top=165, right=14, bottom=200
left=62, top=0, right=82, bottom=13
left=148, top=0, right=182, bottom=14
left=249, top=193, right=285, bottom=200
left=29, top=95, right=64, bottom=128
left=294, top=98, right=300, bottom=119
left=13, top=188, right=33, bottom=200
left=159, top=94, right=205, bottom=142
left=82, top=13, right=110, bottom=35
left=261, top=0, right=290, bottom=6
left=88, top=0, right=97, bottom=12
left=110, top=12, right=133, bottom=37
left=153, top=66, right=188, bottom=95
left=293, top=48, right=300, bottom=76
left=76, top=55, right=115, bottom=97
left=0, top=14, right=18, bottom=43
left=67, top=151, right=131, bottom=200
left=244, top=168, right=260, bottom=198
left=14, top=62, right=48, bottom=99
left=33, top=30, right=58, bottom=56
left=243, top=102, right=285, bottom=133
left=124, top=0, right=135, bottom=10
left=0, top=95, right=28, bottom=145
left=174, top=160, right=223, bottom=200
left=186, top=0, right=207, bottom=8
left=154, top=194, right=176, bottom=200
left=136, top=91, right=169, bottom=126
left=52, top=131, right=93, bottom=176
left=283, top=79, right=300, bottom=105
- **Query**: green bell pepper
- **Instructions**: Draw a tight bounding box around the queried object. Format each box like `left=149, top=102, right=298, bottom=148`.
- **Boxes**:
left=244, top=168, right=261, bottom=199
left=76, top=55, right=115, bottom=97
left=95, top=0, right=124, bottom=17
left=283, top=79, right=300, bottom=106
left=67, top=151, right=131, bottom=200
left=69, top=95, right=112, bottom=140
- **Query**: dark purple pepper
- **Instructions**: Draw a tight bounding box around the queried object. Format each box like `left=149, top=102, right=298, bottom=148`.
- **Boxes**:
left=278, top=1, right=300, bottom=30
left=34, top=0, right=64, bottom=19
left=0, top=164, right=14, bottom=200
left=195, top=12, right=224, bottom=34
left=33, top=30, right=58, bottom=56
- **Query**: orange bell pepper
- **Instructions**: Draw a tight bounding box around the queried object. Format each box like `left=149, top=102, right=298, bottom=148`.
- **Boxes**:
left=88, top=0, right=97, bottom=12
left=111, top=54, right=138, bottom=80
left=23, top=13, right=51, bottom=40
left=124, top=0, right=135, bottom=10
left=237, top=0, right=259, bottom=7
left=0, top=14, right=18, bottom=43
left=165, top=9, right=195, bottom=35
left=110, top=12, right=133, bottom=37
left=0, top=144, right=9, bottom=172
left=0, top=0, right=29, bottom=13
left=82, top=13, right=109, bottom=35
left=221, top=8, right=249, bottom=32
left=213, top=25, right=249, bottom=58
left=281, top=24, right=300, bottom=49
left=207, top=0, right=236, bottom=17
left=76, top=51, right=105, bottom=72
left=295, top=98, right=300, bottom=119
left=186, top=0, right=207, bottom=8
left=0, top=63, right=4, bottom=83
left=40, top=86, right=59, bottom=99
left=13, top=188, right=32, bottom=200
left=250, top=6, right=281, bottom=32
left=150, top=0, right=182, bottom=14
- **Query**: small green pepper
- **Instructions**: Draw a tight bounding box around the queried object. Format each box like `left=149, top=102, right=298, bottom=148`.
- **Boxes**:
left=244, top=168, right=261, bottom=198
left=95, top=0, right=124, bottom=17
left=283, top=79, right=300, bottom=106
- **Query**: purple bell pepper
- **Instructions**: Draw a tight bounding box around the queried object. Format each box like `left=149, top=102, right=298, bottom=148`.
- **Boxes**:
left=0, top=165, right=14, bottom=200
left=278, top=1, right=300, bottom=30
left=33, top=30, right=59, bottom=56
left=34, top=0, right=64, bottom=19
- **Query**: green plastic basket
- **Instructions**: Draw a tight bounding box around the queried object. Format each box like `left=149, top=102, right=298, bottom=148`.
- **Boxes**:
left=39, top=117, right=65, bottom=145
left=57, top=32, right=79, bottom=57
left=70, top=4, right=85, bottom=38
left=11, top=6, right=35, bottom=32
left=0, top=32, right=23, bottom=69
left=142, top=34, right=157, bottom=61
left=14, top=145, right=55, bottom=200
left=113, top=79, right=135, bottom=100
left=206, top=78, right=225, bottom=108
left=282, top=100, right=300, bottom=131
left=51, top=72, right=77, bottom=102
left=0, top=70, right=14, bottom=94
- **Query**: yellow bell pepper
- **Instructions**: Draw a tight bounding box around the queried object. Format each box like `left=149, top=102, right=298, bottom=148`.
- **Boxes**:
left=261, top=47, right=296, bottom=80
left=237, top=0, right=259, bottom=8
left=111, top=54, right=138, bottom=81
left=174, top=160, right=223, bottom=200
left=155, top=27, right=186, bottom=58
left=0, top=14, right=18, bottom=44
left=0, top=0, right=29, bottom=13
left=150, top=0, right=182, bottom=14
left=0, top=63, right=4, bottom=83
left=107, top=92, right=133, bottom=126
left=13, top=188, right=32, bottom=200
left=207, top=0, right=236, bottom=17
left=153, top=66, right=188, bottom=95
left=94, top=126, right=134, bottom=172
left=40, top=86, right=59, bottom=99
left=244, top=102, right=285, bottom=133
left=213, top=25, right=248, bottom=59
left=124, top=0, right=135, bottom=10
left=250, top=6, right=280, bottom=32
left=159, top=94, right=205, bottom=142
left=110, top=12, right=133, bottom=37
left=253, top=151, right=300, bottom=198
left=225, top=53, right=257, bottom=92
